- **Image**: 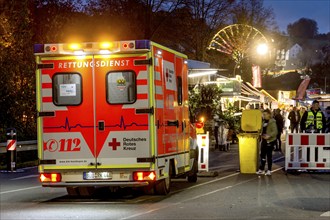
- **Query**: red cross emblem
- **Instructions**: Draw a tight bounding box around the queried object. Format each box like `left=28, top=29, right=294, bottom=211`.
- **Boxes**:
left=108, top=138, right=121, bottom=150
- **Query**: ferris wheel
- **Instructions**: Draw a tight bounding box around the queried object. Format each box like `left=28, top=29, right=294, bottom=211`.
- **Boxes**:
left=208, top=24, right=268, bottom=64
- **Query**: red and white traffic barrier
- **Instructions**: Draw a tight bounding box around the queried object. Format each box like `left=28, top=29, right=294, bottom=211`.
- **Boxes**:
left=197, top=132, right=209, bottom=172
left=6, top=139, right=17, bottom=151
left=285, top=133, right=330, bottom=171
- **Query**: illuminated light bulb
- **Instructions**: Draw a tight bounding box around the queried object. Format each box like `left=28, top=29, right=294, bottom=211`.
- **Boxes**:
left=40, top=174, right=47, bottom=182
left=100, top=42, right=112, bottom=49
left=69, top=43, right=81, bottom=50
left=148, top=172, right=156, bottom=180
left=256, top=43, right=268, bottom=55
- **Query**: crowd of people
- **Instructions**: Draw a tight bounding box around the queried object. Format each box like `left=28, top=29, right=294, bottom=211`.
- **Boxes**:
left=257, top=100, right=330, bottom=176
left=212, top=100, right=330, bottom=176
left=278, top=100, right=329, bottom=134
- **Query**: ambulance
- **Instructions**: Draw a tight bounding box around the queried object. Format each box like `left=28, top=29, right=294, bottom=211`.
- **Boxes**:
left=34, top=40, right=198, bottom=195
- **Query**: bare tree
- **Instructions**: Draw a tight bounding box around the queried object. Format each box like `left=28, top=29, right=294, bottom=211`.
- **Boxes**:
left=231, top=0, right=276, bottom=31
left=185, top=0, right=235, bottom=60
left=141, top=0, right=185, bottom=38
left=287, top=18, right=318, bottom=39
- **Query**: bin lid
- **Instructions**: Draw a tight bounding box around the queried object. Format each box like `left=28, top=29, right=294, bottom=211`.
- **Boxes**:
left=241, top=109, right=262, bottom=132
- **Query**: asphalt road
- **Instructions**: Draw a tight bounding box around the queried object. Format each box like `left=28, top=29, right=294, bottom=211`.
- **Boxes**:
left=0, top=144, right=329, bottom=220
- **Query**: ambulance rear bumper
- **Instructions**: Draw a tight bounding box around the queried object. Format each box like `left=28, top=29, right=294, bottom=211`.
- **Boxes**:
left=42, top=181, right=149, bottom=187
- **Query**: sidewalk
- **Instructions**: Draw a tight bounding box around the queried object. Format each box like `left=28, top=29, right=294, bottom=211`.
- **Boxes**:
left=207, top=142, right=286, bottom=174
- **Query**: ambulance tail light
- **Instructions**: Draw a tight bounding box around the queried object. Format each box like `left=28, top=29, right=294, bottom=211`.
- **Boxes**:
left=133, top=171, right=156, bottom=181
left=121, top=41, right=135, bottom=50
left=39, top=173, right=62, bottom=183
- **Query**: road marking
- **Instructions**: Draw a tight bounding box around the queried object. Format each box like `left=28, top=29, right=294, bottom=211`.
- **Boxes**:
left=210, top=156, right=285, bottom=171
left=321, top=211, right=330, bottom=217
left=209, top=164, right=235, bottom=170
left=273, top=155, right=285, bottom=162
left=121, top=178, right=255, bottom=220
left=0, top=186, right=42, bottom=195
left=121, top=167, right=284, bottom=220
left=173, top=172, right=239, bottom=192
left=10, top=174, right=39, bottom=181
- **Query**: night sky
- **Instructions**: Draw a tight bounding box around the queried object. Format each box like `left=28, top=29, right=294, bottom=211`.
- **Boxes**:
left=264, top=0, right=330, bottom=34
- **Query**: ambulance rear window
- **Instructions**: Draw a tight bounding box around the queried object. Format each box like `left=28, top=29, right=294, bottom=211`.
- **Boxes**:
left=106, top=71, right=136, bottom=104
left=53, top=73, right=82, bottom=106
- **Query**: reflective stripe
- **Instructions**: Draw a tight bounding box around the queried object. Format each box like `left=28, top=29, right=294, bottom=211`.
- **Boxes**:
left=41, top=165, right=93, bottom=169
left=156, top=100, right=164, bottom=108
left=155, top=71, right=161, bottom=80
left=97, top=164, right=151, bottom=169
left=42, top=88, right=52, bottom=97
left=306, top=111, right=323, bottom=129
left=137, top=85, right=148, bottom=94
left=41, top=74, right=52, bottom=83
left=36, top=56, right=43, bottom=160
left=137, top=70, right=148, bottom=80
left=155, top=85, right=163, bottom=95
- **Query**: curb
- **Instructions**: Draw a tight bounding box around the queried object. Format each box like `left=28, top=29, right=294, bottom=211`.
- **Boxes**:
left=197, top=171, right=219, bottom=177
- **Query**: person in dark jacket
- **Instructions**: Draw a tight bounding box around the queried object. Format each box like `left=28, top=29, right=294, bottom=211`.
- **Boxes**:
left=300, top=100, right=326, bottom=133
left=325, top=106, right=330, bottom=133
left=288, top=106, right=300, bottom=133
left=213, top=114, right=220, bottom=149
left=274, top=109, right=284, bottom=151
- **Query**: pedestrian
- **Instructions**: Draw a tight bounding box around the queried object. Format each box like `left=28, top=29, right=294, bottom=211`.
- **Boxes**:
left=274, top=108, right=284, bottom=152
left=325, top=106, right=330, bottom=133
left=299, top=106, right=306, bottom=118
left=288, top=106, right=300, bottom=133
left=213, top=114, right=220, bottom=149
left=299, top=107, right=306, bottom=132
left=256, top=109, right=278, bottom=176
left=283, top=108, right=290, bottom=131
left=300, top=100, right=326, bottom=133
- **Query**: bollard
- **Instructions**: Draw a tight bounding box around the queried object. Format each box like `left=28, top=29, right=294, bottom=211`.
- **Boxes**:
left=6, top=128, right=17, bottom=172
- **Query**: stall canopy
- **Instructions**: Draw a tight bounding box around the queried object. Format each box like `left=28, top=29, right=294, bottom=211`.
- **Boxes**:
left=187, top=60, right=227, bottom=85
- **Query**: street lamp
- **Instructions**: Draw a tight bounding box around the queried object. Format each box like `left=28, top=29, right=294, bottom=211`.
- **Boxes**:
left=256, top=43, right=268, bottom=55
left=233, top=43, right=269, bottom=76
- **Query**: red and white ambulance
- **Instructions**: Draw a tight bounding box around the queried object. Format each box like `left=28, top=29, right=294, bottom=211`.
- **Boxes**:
left=34, top=40, right=198, bottom=195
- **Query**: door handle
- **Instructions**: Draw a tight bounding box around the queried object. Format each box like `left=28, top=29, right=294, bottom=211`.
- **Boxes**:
left=182, top=120, right=186, bottom=132
left=167, top=120, right=179, bottom=128
left=98, top=121, right=105, bottom=131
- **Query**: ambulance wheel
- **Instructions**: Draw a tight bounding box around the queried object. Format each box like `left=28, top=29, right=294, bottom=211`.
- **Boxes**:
left=154, top=176, right=171, bottom=195
left=187, top=159, right=198, bottom=183
left=143, top=183, right=155, bottom=195
left=154, top=165, right=172, bottom=195
left=66, top=187, right=79, bottom=196
left=78, top=186, right=95, bottom=197
left=187, top=173, right=197, bottom=183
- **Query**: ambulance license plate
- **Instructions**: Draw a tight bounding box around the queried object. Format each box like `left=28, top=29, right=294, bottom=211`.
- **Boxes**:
left=83, top=171, right=112, bottom=180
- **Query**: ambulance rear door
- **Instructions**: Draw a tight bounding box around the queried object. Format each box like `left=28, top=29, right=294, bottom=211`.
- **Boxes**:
left=94, top=53, right=152, bottom=169
left=39, top=55, right=96, bottom=168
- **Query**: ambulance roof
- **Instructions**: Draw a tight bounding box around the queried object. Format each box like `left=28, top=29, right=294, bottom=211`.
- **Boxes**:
left=34, top=40, right=187, bottom=58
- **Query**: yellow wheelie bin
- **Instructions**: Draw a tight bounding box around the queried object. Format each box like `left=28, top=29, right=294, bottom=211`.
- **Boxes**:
left=238, top=110, right=262, bottom=174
